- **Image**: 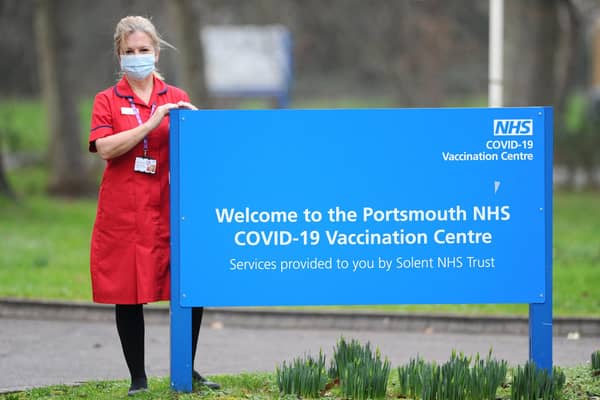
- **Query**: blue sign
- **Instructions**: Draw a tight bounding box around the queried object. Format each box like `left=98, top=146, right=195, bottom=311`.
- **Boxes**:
left=171, top=108, right=551, bottom=307
left=169, top=107, right=553, bottom=391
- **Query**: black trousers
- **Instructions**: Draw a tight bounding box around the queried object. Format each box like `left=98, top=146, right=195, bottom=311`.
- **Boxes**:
left=115, top=304, right=203, bottom=380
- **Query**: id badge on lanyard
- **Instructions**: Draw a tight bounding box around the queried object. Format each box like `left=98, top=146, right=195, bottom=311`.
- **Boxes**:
left=129, top=99, right=157, bottom=175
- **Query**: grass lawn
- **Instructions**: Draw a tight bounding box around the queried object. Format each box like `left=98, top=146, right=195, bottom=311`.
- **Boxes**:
left=1, top=365, right=599, bottom=399
left=0, top=168, right=96, bottom=300
left=0, top=165, right=599, bottom=317
left=1, top=98, right=599, bottom=316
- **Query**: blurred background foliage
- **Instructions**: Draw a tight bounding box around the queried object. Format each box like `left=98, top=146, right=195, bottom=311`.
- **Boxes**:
left=0, top=1, right=598, bottom=312
left=0, top=0, right=600, bottom=196
left=1, top=0, right=600, bottom=195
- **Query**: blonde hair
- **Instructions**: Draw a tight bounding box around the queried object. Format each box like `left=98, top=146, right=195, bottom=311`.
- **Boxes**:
left=113, top=16, right=174, bottom=80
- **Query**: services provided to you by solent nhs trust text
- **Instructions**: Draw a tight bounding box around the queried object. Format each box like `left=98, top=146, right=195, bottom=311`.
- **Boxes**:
left=215, top=205, right=506, bottom=273
left=229, top=255, right=496, bottom=273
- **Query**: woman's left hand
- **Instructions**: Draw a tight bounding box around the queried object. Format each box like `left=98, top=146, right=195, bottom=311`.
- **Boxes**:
left=177, top=101, right=198, bottom=110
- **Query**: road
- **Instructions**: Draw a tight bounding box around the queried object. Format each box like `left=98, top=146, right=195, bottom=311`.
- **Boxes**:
left=1, top=316, right=597, bottom=393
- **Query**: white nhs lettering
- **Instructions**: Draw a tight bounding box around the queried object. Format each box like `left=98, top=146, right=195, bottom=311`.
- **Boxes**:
left=493, top=119, right=533, bottom=136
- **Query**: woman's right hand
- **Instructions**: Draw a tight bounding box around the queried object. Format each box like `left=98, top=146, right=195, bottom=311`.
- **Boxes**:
left=95, top=102, right=181, bottom=160
left=145, top=103, right=179, bottom=131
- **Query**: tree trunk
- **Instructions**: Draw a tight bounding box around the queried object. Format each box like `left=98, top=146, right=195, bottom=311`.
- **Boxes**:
left=504, top=0, right=561, bottom=106
left=555, top=0, right=581, bottom=118
left=0, top=145, right=16, bottom=200
left=34, top=0, right=92, bottom=196
left=169, top=0, right=212, bottom=108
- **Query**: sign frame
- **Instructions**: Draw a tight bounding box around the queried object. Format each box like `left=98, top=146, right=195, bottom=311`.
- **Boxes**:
left=169, top=107, right=553, bottom=392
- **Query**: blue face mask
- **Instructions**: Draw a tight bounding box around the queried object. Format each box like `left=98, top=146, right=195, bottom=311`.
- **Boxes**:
left=120, top=54, right=155, bottom=80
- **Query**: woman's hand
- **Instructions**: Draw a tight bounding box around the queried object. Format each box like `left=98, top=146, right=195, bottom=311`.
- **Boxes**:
left=146, top=103, right=179, bottom=131
left=146, top=101, right=196, bottom=130
left=95, top=102, right=183, bottom=160
left=176, top=100, right=198, bottom=110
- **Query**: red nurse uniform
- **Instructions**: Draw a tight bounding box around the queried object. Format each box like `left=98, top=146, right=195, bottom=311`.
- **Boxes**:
left=89, top=75, right=190, bottom=304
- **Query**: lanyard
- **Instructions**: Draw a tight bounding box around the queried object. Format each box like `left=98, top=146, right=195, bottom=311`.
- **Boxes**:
left=128, top=98, right=156, bottom=158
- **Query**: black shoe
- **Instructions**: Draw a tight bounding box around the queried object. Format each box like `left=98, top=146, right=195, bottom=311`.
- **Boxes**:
left=192, top=370, right=221, bottom=389
left=128, top=376, right=148, bottom=396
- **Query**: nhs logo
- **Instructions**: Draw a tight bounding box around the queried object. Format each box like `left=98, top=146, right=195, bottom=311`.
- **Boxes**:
left=493, top=119, right=533, bottom=136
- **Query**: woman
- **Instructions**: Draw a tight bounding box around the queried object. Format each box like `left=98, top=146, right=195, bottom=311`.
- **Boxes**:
left=88, top=16, right=219, bottom=395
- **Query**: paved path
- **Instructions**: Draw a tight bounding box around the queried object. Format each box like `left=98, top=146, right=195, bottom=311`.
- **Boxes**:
left=1, top=316, right=597, bottom=393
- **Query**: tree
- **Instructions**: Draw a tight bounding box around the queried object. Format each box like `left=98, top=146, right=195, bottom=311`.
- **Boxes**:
left=0, top=104, right=15, bottom=199
left=34, top=0, right=92, bottom=196
left=503, top=0, right=600, bottom=189
left=504, top=0, right=562, bottom=107
left=0, top=141, right=15, bottom=200
left=168, top=0, right=212, bottom=108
